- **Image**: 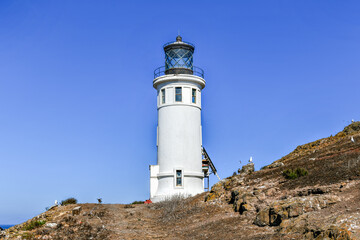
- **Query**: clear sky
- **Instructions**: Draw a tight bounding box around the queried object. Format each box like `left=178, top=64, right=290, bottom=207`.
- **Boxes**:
left=1, top=0, right=359, bottom=224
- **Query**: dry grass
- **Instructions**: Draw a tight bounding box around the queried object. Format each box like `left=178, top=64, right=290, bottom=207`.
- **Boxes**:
left=153, top=194, right=202, bottom=222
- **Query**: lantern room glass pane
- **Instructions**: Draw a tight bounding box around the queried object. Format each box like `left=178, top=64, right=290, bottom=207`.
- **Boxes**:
left=165, top=48, right=193, bottom=71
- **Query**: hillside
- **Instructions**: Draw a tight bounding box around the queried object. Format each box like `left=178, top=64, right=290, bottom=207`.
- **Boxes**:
left=1, top=122, right=360, bottom=240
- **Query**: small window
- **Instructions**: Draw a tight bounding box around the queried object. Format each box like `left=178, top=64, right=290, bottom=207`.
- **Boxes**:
left=192, top=88, right=196, bottom=103
left=161, top=89, right=165, bottom=104
left=175, top=87, right=182, bottom=102
left=176, top=170, right=182, bottom=186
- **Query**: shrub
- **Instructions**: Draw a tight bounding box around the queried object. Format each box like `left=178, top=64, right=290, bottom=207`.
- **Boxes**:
left=22, top=220, right=46, bottom=231
left=283, top=168, right=308, bottom=180
left=60, top=197, right=77, bottom=206
left=154, top=194, right=201, bottom=222
left=295, top=167, right=308, bottom=177
left=283, top=169, right=298, bottom=179
left=131, top=201, right=144, bottom=205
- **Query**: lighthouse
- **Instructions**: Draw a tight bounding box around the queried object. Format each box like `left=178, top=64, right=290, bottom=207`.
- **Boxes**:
left=150, top=36, right=207, bottom=202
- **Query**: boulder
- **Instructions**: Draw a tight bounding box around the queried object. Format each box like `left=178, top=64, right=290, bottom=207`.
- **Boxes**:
left=72, top=206, right=82, bottom=216
left=269, top=206, right=285, bottom=226
left=229, top=190, right=239, bottom=204
left=239, top=203, right=256, bottom=214
left=287, top=202, right=304, bottom=218
left=279, top=214, right=309, bottom=234
left=254, top=209, right=269, bottom=227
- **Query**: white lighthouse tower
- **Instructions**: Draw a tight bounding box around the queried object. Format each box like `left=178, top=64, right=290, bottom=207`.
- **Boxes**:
left=150, top=36, right=206, bottom=202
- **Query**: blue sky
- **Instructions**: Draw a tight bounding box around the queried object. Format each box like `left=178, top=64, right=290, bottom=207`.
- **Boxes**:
left=1, top=0, right=359, bottom=224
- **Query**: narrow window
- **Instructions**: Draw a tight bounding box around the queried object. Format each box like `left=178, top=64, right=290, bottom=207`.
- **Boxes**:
left=176, top=170, right=182, bottom=186
left=175, top=87, right=182, bottom=102
left=192, top=88, right=196, bottom=103
left=161, top=89, right=165, bottom=104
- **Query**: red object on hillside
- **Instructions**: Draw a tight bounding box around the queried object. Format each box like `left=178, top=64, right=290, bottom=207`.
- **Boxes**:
left=144, top=199, right=152, bottom=204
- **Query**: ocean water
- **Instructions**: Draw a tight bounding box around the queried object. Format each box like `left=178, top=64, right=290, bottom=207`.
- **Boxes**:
left=0, top=225, right=13, bottom=229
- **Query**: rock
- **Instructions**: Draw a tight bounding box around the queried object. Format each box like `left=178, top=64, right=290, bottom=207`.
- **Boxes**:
left=238, top=163, right=255, bottom=175
left=322, top=226, right=352, bottom=240
left=269, top=206, right=285, bottom=226
left=279, top=215, right=308, bottom=234
left=241, top=192, right=255, bottom=203
left=72, top=206, right=82, bottom=216
left=223, top=178, right=233, bottom=190
left=239, top=202, right=256, bottom=214
left=45, top=223, right=58, bottom=228
left=287, top=202, right=304, bottom=218
left=0, top=229, right=5, bottom=239
left=229, top=190, right=239, bottom=204
left=205, top=191, right=221, bottom=202
left=254, top=195, right=340, bottom=227
left=256, top=192, right=267, bottom=202
left=298, top=188, right=326, bottom=196
left=280, top=216, right=353, bottom=240
left=254, top=209, right=269, bottom=227
left=266, top=188, right=276, bottom=197
left=308, top=188, right=325, bottom=195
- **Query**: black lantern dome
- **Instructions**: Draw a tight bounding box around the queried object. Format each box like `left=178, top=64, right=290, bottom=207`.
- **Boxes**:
left=163, top=35, right=194, bottom=75
left=154, top=36, right=204, bottom=78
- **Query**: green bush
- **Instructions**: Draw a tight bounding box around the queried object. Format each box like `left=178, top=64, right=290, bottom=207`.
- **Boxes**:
left=22, top=220, right=46, bottom=230
left=131, top=201, right=144, bottom=205
left=295, top=168, right=308, bottom=177
left=61, top=197, right=78, bottom=206
left=283, top=168, right=308, bottom=179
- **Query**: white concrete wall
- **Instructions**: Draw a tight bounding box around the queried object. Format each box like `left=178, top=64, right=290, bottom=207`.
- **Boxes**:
left=151, top=74, right=206, bottom=202
left=149, top=165, right=159, bottom=199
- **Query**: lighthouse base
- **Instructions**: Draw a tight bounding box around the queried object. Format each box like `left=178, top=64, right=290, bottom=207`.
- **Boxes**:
left=149, top=171, right=204, bottom=203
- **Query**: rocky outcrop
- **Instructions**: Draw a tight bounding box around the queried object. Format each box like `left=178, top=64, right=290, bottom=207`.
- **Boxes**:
left=279, top=214, right=354, bottom=239
left=203, top=122, right=360, bottom=239
left=254, top=195, right=340, bottom=227
left=238, top=163, right=255, bottom=175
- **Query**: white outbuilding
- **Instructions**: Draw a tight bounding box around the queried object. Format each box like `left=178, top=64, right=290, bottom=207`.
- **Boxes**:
left=150, top=36, right=218, bottom=202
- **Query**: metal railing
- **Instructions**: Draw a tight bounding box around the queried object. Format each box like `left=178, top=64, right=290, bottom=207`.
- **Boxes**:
left=163, top=41, right=195, bottom=49
left=154, top=66, right=204, bottom=78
